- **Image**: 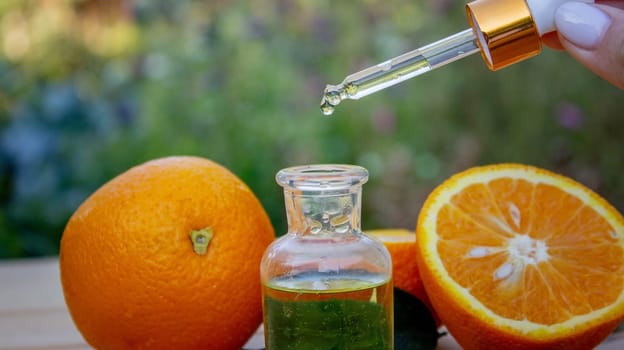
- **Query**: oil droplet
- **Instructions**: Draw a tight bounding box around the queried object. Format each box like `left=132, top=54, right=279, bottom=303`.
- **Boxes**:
left=320, top=101, right=335, bottom=116
left=334, top=225, right=349, bottom=234
left=309, top=220, right=322, bottom=234
left=320, top=85, right=344, bottom=116
left=324, top=88, right=342, bottom=105
left=330, top=214, right=348, bottom=226
left=330, top=214, right=350, bottom=233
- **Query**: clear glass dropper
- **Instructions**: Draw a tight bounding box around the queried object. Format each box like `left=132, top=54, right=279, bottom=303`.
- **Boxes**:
left=320, top=28, right=479, bottom=116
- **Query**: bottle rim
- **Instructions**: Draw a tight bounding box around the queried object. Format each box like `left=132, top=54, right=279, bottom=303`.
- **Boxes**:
left=276, top=164, right=368, bottom=192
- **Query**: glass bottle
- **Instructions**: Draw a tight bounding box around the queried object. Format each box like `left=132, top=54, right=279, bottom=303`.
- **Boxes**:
left=261, top=164, right=394, bottom=350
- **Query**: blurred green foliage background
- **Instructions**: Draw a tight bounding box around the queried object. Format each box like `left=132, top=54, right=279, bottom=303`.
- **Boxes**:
left=0, top=0, right=622, bottom=258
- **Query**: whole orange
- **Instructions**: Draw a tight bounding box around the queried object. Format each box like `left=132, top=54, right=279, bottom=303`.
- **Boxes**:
left=367, top=229, right=433, bottom=311
left=59, top=156, right=275, bottom=350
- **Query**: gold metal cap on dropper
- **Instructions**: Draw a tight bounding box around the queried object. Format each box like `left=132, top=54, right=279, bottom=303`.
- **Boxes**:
left=466, top=0, right=541, bottom=71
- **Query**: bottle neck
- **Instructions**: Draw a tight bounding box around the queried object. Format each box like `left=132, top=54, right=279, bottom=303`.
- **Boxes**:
left=283, top=188, right=362, bottom=236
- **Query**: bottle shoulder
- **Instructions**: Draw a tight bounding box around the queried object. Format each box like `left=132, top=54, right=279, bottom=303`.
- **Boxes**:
left=264, top=231, right=390, bottom=254
left=261, top=231, right=392, bottom=279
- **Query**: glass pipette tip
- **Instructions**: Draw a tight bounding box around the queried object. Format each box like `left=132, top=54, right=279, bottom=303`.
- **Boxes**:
left=320, top=28, right=480, bottom=116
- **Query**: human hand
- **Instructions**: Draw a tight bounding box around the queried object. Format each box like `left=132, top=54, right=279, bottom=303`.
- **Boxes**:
left=542, top=1, right=624, bottom=89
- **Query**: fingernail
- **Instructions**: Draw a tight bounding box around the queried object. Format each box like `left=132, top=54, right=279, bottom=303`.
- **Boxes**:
left=555, top=2, right=611, bottom=49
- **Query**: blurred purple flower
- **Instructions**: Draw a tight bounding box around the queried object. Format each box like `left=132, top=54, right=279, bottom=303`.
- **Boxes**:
left=556, top=102, right=585, bottom=130
left=371, top=106, right=396, bottom=134
left=431, top=0, right=453, bottom=15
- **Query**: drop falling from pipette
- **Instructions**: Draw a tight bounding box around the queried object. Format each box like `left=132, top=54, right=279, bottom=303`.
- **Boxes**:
left=320, top=0, right=580, bottom=115
left=320, top=29, right=480, bottom=116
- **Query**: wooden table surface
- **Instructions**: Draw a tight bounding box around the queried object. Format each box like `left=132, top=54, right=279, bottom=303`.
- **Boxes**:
left=1, top=257, right=622, bottom=350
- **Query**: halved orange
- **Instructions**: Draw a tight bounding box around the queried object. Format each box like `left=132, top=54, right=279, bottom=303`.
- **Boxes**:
left=415, top=163, right=624, bottom=350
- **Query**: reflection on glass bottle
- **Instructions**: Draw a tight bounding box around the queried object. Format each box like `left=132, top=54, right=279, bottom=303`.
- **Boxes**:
left=261, top=164, right=394, bottom=350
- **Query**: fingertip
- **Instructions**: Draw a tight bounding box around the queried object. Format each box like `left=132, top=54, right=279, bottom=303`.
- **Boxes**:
left=554, top=2, right=611, bottom=50
left=554, top=3, right=624, bottom=89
